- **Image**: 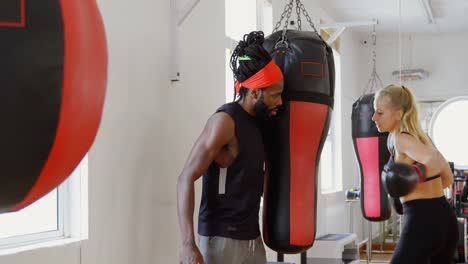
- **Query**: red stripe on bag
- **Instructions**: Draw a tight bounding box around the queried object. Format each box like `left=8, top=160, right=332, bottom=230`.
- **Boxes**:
left=289, top=101, right=327, bottom=245
left=356, top=137, right=381, bottom=217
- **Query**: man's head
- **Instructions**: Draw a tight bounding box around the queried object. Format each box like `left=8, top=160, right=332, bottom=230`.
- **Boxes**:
left=251, top=80, right=283, bottom=120
left=229, top=31, right=284, bottom=120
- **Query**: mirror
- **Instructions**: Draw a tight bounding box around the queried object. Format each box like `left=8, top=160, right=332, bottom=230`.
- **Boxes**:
left=312, top=0, right=468, bottom=262
left=234, top=1, right=468, bottom=262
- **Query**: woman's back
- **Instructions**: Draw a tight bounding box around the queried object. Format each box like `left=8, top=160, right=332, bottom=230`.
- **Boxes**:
left=391, top=133, right=445, bottom=203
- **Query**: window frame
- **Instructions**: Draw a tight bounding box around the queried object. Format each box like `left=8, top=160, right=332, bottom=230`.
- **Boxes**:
left=0, top=156, right=87, bottom=250
left=320, top=49, right=342, bottom=194
left=0, top=189, right=66, bottom=250
left=225, top=0, right=273, bottom=103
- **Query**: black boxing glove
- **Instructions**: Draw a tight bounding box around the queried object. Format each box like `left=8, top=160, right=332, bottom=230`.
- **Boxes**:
left=382, top=162, right=427, bottom=197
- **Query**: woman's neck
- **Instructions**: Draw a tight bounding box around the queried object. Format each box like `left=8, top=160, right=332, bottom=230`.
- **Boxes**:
left=390, top=128, right=401, bottom=136
left=390, top=122, right=402, bottom=136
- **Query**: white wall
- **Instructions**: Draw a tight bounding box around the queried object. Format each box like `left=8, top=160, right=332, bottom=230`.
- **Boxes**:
left=0, top=0, right=225, bottom=263
left=164, top=0, right=226, bottom=260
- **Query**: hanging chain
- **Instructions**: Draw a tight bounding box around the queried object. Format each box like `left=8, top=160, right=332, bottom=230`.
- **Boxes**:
left=272, top=1, right=289, bottom=33
left=295, top=0, right=302, bottom=30
left=281, top=0, right=293, bottom=42
left=364, top=22, right=383, bottom=95
left=273, top=0, right=293, bottom=33
left=297, top=0, right=318, bottom=33
left=273, top=0, right=318, bottom=35
left=273, top=0, right=293, bottom=49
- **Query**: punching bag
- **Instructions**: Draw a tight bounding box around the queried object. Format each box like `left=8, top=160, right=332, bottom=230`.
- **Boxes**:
left=0, top=0, right=107, bottom=213
left=351, top=94, right=391, bottom=221
left=262, top=30, right=335, bottom=253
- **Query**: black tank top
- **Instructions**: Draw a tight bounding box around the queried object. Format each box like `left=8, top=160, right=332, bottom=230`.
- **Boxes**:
left=198, top=102, right=265, bottom=240
left=385, top=132, right=440, bottom=182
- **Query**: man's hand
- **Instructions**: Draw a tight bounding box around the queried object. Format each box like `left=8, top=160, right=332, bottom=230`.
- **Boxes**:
left=179, top=243, right=204, bottom=264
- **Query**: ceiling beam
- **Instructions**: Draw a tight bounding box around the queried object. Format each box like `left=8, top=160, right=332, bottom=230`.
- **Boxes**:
left=319, top=20, right=378, bottom=29
left=419, top=0, right=435, bottom=24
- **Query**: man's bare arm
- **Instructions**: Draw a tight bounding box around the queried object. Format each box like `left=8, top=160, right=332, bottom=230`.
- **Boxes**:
left=177, top=112, right=234, bottom=247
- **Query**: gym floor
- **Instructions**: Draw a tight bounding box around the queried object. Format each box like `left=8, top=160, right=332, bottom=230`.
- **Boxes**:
left=359, top=238, right=395, bottom=263
left=360, top=252, right=392, bottom=262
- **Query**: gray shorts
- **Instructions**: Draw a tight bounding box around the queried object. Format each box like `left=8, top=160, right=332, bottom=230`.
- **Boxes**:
left=197, top=235, right=267, bottom=264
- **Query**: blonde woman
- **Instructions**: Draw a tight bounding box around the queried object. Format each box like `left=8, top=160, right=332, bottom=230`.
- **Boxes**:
left=372, top=85, right=457, bottom=263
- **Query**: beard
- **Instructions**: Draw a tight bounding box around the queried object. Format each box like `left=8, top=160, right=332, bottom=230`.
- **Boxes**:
left=254, top=94, right=278, bottom=121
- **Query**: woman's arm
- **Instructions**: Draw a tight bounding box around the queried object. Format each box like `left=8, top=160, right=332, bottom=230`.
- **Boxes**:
left=439, top=158, right=454, bottom=189
left=394, top=133, right=445, bottom=178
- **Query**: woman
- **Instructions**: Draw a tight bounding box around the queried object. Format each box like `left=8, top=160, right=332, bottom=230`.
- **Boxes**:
left=372, top=84, right=457, bottom=263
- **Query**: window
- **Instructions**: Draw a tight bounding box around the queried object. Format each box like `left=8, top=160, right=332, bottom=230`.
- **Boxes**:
left=225, top=0, right=273, bottom=102
left=0, top=190, right=61, bottom=247
left=320, top=50, right=342, bottom=194
left=430, top=97, right=468, bottom=169
left=256, top=0, right=273, bottom=35
left=0, top=156, right=88, bottom=249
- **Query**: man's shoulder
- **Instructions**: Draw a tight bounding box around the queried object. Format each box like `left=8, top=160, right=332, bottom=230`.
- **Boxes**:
left=216, top=102, right=238, bottom=112
left=209, top=111, right=234, bottom=128
left=216, top=102, right=240, bottom=118
left=205, top=112, right=235, bottom=142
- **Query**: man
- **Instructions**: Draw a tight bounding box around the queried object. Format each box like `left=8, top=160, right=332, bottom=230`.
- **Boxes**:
left=177, top=31, right=284, bottom=264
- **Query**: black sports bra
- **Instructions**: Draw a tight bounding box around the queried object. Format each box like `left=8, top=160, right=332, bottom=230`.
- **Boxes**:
left=387, top=132, right=440, bottom=182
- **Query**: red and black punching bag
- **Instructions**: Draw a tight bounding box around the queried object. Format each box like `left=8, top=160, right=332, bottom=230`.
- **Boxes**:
left=262, top=30, right=335, bottom=253
left=351, top=94, right=391, bottom=221
left=0, top=0, right=107, bottom=213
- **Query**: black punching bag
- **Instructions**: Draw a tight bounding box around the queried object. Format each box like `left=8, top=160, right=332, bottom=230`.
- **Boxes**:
left=0, top=0, right=107, bottom=213
left=262, top=30, right=335, bottom=253
left=352, top=94, right=391, bottom=221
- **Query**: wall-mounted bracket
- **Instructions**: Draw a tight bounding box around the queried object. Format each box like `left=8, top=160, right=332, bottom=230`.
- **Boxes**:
left=171, top=0, right=201, bottom=82
left=319, top=19, right=378, bottom=46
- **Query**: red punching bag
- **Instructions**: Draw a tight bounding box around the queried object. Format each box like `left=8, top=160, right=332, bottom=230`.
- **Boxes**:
left=352, top=94, right=391, bottom=221
left=262, top=29, right=335, bottom=253
left=0, top=0, right=107, bottom=213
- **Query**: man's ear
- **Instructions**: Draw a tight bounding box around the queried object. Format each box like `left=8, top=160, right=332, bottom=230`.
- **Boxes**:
left=251, top=89, right=261, bottom=100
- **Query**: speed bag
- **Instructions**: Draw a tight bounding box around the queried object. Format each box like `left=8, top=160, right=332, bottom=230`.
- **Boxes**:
left=262, top=30, right=335, bottom=254
left=0, top=0, right=107, bottom=213
left=351, top=94, right=391, bottom=221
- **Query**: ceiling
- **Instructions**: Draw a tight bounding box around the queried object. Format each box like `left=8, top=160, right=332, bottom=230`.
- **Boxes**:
left=313, top=0, right=468, bottom=34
